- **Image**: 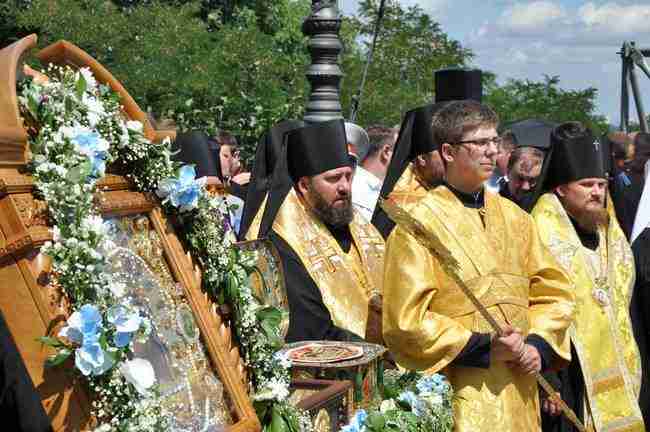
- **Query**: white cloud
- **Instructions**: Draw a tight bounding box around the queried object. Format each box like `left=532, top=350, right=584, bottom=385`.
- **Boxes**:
left=579, top=3, right=650, bottom=34
left=340, top=0, right=449, bottom=17
left=498, top=1, right=566, bottom=33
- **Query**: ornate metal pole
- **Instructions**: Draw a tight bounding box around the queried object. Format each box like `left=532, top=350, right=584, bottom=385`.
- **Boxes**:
left=302, top=1, right=344, bottom=123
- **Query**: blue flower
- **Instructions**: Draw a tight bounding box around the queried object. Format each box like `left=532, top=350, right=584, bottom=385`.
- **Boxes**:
left=107, top=305, right=143, bottom=348
left=398, top=390, right=427, bottom=416
left=75, top=339, right=114, bottom=376
left=58, top=304, right=114, bottom=376
left=59, top=304, right=103, bottom=344
left=71, top=127, right=109, bottom=178
left=156, top=165, right=206, bottom=212
left=341, top=409, right=367, bottom=432
left=416, top=373, right=450, bottom=395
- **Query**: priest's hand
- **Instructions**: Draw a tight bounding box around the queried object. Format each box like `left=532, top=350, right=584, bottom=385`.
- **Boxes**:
left=490, top=325, right=525, bottom=362
left=542, top=392, right=562, bottom=417
left=510, top=344, right=542, bottom=375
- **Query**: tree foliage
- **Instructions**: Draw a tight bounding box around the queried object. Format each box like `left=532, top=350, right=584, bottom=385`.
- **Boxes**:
left=485, top=75, right=609, bottom=135
left=2, top=0, right=610, bottom=161
left=10, top=0, right=310, bottom=162
left=340, top=0, right=473, bottom=126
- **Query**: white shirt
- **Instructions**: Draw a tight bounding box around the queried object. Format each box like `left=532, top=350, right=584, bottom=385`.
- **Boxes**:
left=352, top=165, right=383, bottom=222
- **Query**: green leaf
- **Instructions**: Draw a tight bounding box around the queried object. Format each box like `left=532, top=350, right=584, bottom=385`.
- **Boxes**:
left=37, top=336, right=65, bottom=348
left=256, top=306, right=281, bottom=325
left=66, top=160, right=92, bottom=183
left=367, top=412, right=386, bottom=431
left=27, top=94, right=40, bottom=120
left=46, top=348, right=71, bottom=367
left=75, top=73, right=87, bottom=99
left=260, top=319, right=283, bottom=350
left=269, top=406, right=289, bottom=432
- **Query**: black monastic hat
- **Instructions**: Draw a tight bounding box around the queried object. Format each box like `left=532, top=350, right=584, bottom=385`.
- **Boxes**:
left=171, top=131, right=222, bottom=180
left=371, top=68, right=483, bottom=238
left=435, top=69, right=483, bottom=103
left=543, top=125, right=606, bottom=191
left=239, top=120, right=303, bottom=240
left=258, top=119, right=352, bottom=237
left=287, top=119, right=351, bottom=183
left=509, top=119, right=556, bottom=150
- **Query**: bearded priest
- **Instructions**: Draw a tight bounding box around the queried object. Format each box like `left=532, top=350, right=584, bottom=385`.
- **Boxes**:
left=256, top=119, right=385, bottom=344
left=382, top=100, right=575, bottom=431
left=530, top=122, right=645, bottom=432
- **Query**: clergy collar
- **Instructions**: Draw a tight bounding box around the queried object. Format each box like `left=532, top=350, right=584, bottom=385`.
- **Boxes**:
left=568, top=215, right=599, bottom=250
left=445, top=181, right=485, bottom=209
left=326, top=223, right=353, bottom=253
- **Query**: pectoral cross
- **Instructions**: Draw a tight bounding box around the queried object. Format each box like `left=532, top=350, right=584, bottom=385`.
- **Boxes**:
left=593, top=140, right=600, bottom=152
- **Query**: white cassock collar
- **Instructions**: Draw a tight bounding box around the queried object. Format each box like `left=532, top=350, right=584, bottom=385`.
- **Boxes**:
left=631, top=160, right=650, bottom=244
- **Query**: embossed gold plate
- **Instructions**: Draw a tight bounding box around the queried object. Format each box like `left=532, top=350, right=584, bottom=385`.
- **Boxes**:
left=286, top=342, right=363, bottom=364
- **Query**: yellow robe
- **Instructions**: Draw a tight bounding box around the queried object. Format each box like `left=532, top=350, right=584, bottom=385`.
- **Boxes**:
left=383, top=186, right=575, bottom=432
left=388, top=162, right=431, bottom=210
left=532, top=193, right=644, bottom=432
left=273, top=190, right=385, bottom=340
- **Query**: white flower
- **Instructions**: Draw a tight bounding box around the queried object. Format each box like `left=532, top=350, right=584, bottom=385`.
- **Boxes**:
left=380, top=399, right=397, bottom=413
left=423, top=392, right=443, bottom=407
left=78, top=67, right=97, bottom=90
left=82, top=94, right=106, bottom=127
left=81, top=215, right=106, bottom=235
left=126, top=120, right=143, bottom=133
left=108, top=281, right=127, bottom=298
left=273, top=351, right=292, bottom=369
left=119, top=358, right=156, bottom=395
left=52, top=226, right=61, bottom=242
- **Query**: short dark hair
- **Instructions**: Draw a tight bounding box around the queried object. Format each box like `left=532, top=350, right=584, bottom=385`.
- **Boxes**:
left=499, top=130, right=516, bottom=152
left=363, top=125, right=396, bottom=161
left=432, top=100, right=499, bottom=145
left=214, top=130, right=238, bottom=148
left=507, top=146, right=544, bottom=172
left=629, top=132, right=650, bottom=176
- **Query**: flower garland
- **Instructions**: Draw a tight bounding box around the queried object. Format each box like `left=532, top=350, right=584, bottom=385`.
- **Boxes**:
left=342, top=372, right=454, bottom=432
left=19, top=65, right=308, bottom=431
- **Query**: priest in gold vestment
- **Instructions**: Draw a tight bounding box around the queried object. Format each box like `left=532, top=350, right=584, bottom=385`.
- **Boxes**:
left=255, top=119, right=385, bottom=343
left=383, top=100, right=576, bottom=432
left=530, top=122, right=645, bottom=432
left=372, top=68, right=483, bottom=238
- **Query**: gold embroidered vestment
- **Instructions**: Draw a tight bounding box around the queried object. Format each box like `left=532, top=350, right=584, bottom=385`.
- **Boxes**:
left=273, top=190, right=385, bottom=340
left=383, top=186, right=575, bottom=432
left=387, top=162, right=431, bottom=210
left=532, top=193, right=644, bottom=432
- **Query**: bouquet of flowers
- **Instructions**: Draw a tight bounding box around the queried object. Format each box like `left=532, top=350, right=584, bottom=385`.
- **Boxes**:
left=18, top=64, right=308, bottom=431
left=342, top=371, right=454, bottom=432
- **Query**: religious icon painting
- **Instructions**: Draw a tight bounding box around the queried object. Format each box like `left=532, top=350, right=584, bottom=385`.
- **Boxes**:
left=0, top=35, right=259, bottom=431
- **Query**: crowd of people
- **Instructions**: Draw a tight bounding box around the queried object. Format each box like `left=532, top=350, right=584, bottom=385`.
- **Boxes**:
left=3, top=67, right=650, bottom=432
left=230, top=68, right=649, bottom=431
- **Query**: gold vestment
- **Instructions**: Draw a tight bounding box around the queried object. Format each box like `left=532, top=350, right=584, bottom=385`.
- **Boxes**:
left=272, top=190, right=385, bottom=340
left=383, top=186, right=575, bottom=432
left=532, top=193, right=644, bottom=432
left=388, top=162, right=431, bottom=209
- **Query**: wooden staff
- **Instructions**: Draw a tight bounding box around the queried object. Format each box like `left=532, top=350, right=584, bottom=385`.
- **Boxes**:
left=380, top=198, right=589, bottom=432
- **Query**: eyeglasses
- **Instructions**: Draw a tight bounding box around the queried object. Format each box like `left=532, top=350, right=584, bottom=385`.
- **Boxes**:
left=453, top=136, right=503, bottom=150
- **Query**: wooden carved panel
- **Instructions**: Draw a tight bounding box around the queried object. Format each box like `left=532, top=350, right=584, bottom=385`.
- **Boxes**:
left=0, top=35, right=260, bottom=431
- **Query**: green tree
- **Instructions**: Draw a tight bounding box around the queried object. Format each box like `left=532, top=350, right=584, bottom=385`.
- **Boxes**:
left=12, top=0, right=310, bottom=162
left=485, top=75, right=609, bottom=135
left=340, top=0, right=473, bottom=126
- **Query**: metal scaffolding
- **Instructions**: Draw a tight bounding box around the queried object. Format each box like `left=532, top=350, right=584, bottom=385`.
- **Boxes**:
left=620, top=41, right=650, bottom=132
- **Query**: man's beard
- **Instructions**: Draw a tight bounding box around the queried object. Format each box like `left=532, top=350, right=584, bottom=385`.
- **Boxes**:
left=564, top=200, right=609, bottom=233
left=308, top=187, right=354, bottom=228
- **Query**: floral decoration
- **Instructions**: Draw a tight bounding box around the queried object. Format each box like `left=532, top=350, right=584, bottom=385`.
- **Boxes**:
left=19, top=65, right=307, bottom=431
left=341, top=372, right=454, bottom=432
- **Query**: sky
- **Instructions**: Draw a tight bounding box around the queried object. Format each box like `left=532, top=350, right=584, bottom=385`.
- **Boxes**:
left=338, top=0, right=650, bottom=128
